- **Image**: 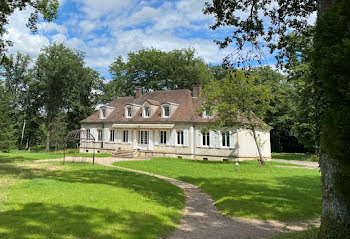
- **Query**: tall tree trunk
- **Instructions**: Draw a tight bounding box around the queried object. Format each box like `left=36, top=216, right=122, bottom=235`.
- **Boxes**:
left=318, top=153, right=350, bottom=238
left=20, top=118, right=26, bottom=149
left=316, top=0, right=350, bottom=238
left=251, top=125, right=265, bottom=165
left=46, top=112, right=52, bottom=152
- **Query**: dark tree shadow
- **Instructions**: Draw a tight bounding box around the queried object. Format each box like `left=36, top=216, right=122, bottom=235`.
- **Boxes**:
left=0, top=202, right=172, bottom=239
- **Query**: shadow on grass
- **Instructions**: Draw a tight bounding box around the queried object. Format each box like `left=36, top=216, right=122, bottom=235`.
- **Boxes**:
left=0, top=162, right=184, bottom=212
left=46, top=167, right=185, bottom=211
left=271, top=153, right=314, bottom=161
left=178, top=175, right=321, bottom=221
left=0, top=202, right=170, bottom=239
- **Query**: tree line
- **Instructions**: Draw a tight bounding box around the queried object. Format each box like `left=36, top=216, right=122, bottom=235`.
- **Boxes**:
left=0, top=44, right=316, bottom=153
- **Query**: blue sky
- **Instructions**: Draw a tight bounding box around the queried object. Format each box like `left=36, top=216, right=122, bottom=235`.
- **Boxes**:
left=4, top=0, right=315, bottom=79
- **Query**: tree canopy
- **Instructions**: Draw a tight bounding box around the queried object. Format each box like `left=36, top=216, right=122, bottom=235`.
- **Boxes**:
left=0, top=0, right=59, bottom=63
left=104, top=48, right=214, bottom=101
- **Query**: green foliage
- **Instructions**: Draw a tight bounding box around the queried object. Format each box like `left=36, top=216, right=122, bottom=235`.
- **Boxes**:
left=0, top=0, right=59, bottom=62
left=34, top=43, right=102, bottom=150
left=0, top=83, right=15, bottom=152
left=203, top=1, right=316, bottom=67
left=0, top=158, right=184, bottom=238
left=202, top=70, right=272, bottom=129
left=105, top=48, right=214, bottom=101
left=115, top=158, right=321, bottom=221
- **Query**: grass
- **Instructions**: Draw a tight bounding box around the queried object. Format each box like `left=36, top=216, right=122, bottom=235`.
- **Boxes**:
left=272, top=227, right=319, bottom=239
left=114, top=158, right=321, bottom=222
left=0, top=150, right=111, bottom=161
left=271, top=153, right=316, bottom=161
left=0, top=155, right=185, bottom=238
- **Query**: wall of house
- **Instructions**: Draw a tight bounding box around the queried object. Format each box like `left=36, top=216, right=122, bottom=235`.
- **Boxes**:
left=80, top=123, right=271, bottom=160
left=236, top=129, right=271, bottom=158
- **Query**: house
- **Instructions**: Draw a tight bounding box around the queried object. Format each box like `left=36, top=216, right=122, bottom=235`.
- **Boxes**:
left=80, top=84, right=271, bottom=161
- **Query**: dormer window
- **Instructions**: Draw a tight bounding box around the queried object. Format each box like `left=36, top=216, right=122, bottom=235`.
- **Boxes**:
left=127, top=107, right=132, bottom=117
left=144, top=106, right=150, bottom=118
left=101, top=109, right=107, bottom=118
left=163, top=105, right=170, bottom=117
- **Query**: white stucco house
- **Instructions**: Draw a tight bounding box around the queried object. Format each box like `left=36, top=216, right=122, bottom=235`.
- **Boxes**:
left=80, top=84, right=271, bottom=161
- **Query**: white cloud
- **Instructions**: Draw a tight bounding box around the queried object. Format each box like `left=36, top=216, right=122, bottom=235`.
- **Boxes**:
left=4, top=0, right=233, bottom=78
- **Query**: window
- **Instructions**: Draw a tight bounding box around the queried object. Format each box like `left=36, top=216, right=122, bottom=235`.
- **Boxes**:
left=110, top=130, right=115, bottom=142
left=86, top=129, right=91, bottom=140
left=160, top=131, right=167, bottom=144
left=101, top=109, right=106, bottom=118
left=123, top=130, right=128, bottom=143
left=127, top=107, right=132, bottom=117
left=138, top=131, right=149, bottom=144
left=144, top=107, right=150, bottom=117
left=177, top=130, right=184, bottom=145
left=202, top=132, right=210, bottom=146
left=163, top=106, right=170, bottom=117
left=98, top=129, right=103, bottom=141
left=222, top=132, right=230, bottom=147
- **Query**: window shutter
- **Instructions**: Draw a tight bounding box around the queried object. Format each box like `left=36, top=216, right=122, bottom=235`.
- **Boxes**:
left=149, top=130, right=153, bottom=150
left=229, top=131, right=235, bottom=149
left=115, top=130, right=120, bottom=143
left=183, top=129, right=188, bottom=146
left=170, top=129, right=176, bottom=146
left=196, top=130, right=201, bottom=147
left=209, top=131, right=215, bottom=148
left=104, top=128, right=109, bottom=142
left=166, top=130, right=170, bottom=145
left=154, top=130, right=159, bottom=145
left=132, top=130, right=137, bottom=149
left=215, top=131, right=220, bottom=148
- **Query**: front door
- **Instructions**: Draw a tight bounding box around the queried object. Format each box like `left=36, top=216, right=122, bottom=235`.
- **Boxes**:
left=138, top=130, right=149, bottom=150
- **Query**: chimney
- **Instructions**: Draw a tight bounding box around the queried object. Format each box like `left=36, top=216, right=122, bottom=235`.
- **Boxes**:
left=135, top=87, right=142, bottom=98
left=192, top=83, right=202, bottom=98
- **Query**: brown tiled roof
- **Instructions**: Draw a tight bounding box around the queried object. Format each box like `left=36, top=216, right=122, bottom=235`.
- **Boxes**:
left=80, top=88, right=269, bottom=128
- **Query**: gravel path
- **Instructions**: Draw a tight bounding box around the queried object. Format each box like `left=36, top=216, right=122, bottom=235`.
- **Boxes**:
left=38, top=157, right=319, bottom=239
left=271, top=159, right=319, bottom=169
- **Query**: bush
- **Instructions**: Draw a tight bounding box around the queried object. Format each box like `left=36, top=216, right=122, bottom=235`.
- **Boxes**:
left=310, top=155, right=319, bottom=162
left=30, top=145, right=46, bottom=152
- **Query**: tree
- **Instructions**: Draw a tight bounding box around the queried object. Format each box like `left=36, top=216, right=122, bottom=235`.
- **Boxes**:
left=34, top=43, right=101, bottom=151
left=105, top=48, right=214, bottom=101
left=203, top=0, right=349, bottom=237
left=0, top=0, right=59, bottom=63
left=0, top=52, right=40, bottom=149
left=0, top=82, right=16, bottom=152
left=250, top=66, right=304, bottom=153
left=201, top=70, right=272, bottom=165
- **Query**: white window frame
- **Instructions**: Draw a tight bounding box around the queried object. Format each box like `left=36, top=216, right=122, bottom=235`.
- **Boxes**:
left=109, top=129, right=115, bottom=142
left=177, top=130, right=184, bottom=145
left=101, top=109, right=107, bottom=118
left=123, top=130, right=129, bottom=143
left=143, top=106, right=150, bottom=118
left=202, top=132, right=210, bottom=146
left=126, top=107, right=132, bottom=118
left=163, top=105, right=170, bottom=118
left=221, top=131, right=230, bottom=147
left=160, top=131, right=167, bottom=144
left=97, top=129, right=103, bottom=142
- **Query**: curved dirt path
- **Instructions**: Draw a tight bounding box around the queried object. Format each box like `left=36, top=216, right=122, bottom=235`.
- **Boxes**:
left=39, top=157, right=318, bottom=239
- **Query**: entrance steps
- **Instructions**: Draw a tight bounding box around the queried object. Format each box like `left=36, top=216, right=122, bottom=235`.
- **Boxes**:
left=112, top=148, right=138, bottom=158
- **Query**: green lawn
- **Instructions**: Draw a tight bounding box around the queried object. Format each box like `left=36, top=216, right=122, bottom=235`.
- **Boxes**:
left=0, top=156, right=184, bottom=239
left=271, top=153, right=316, bottom=161
left=272, top=227, right=319, bottom=239
left=114, top=158, right=321, bottom=222
left=0, top=150, right=111, bottom=161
